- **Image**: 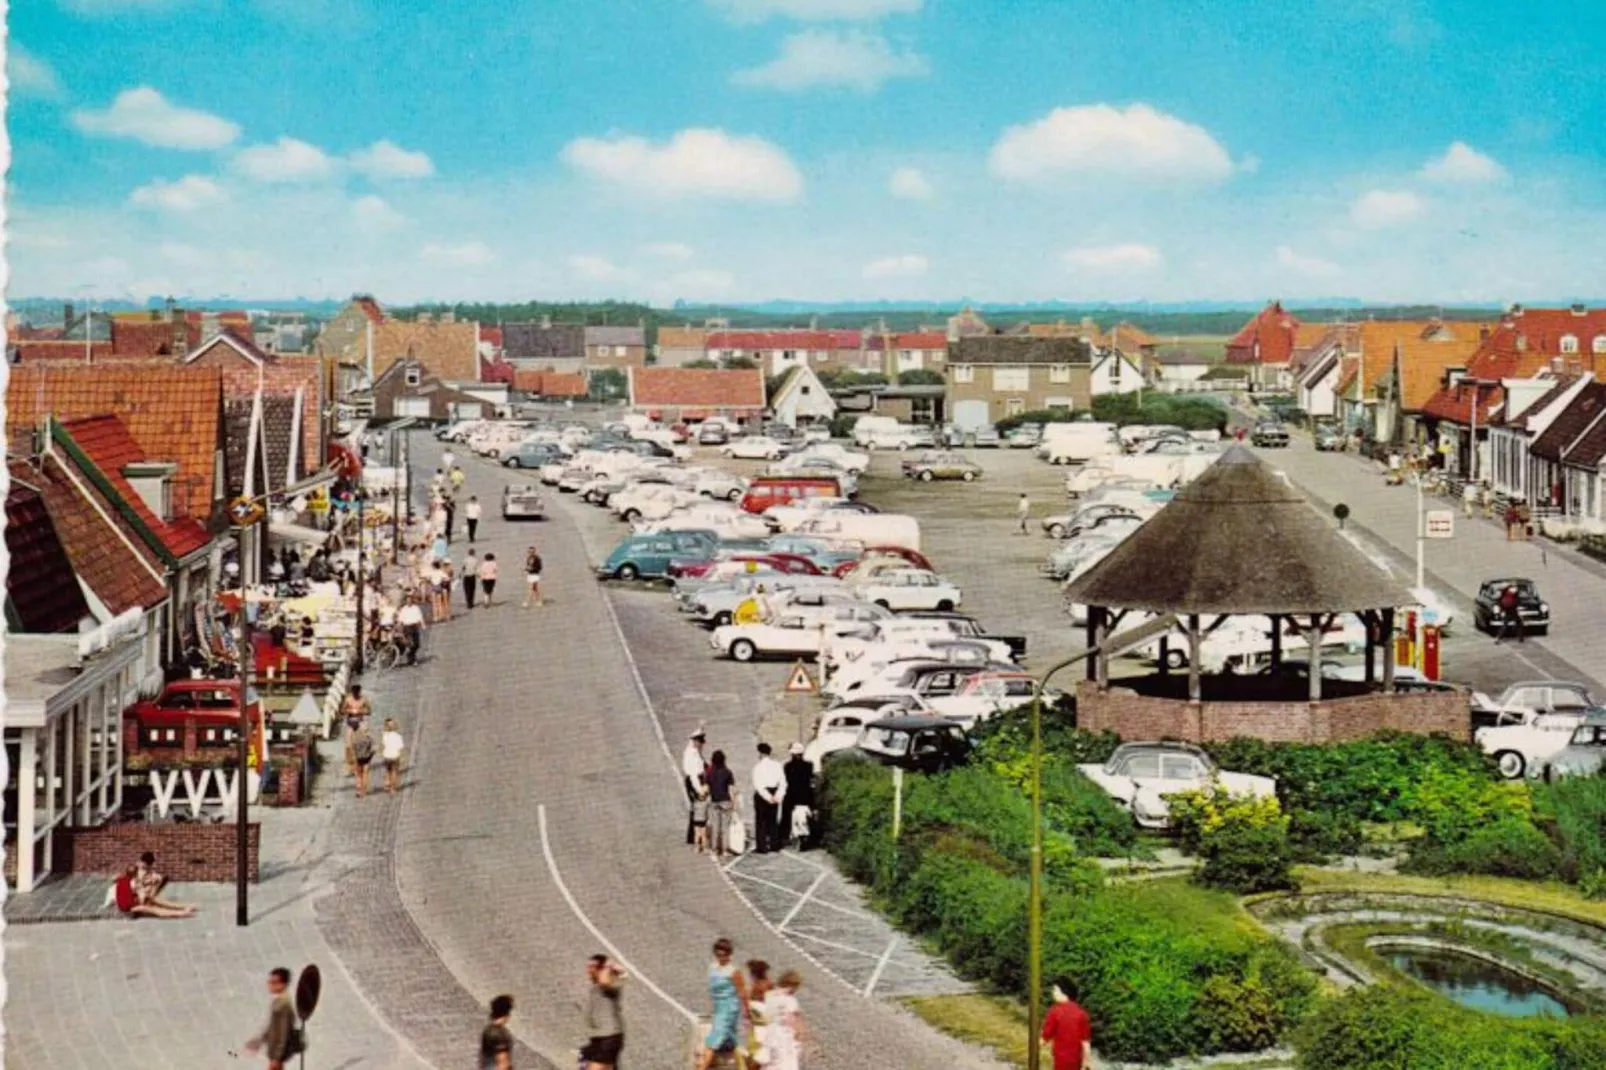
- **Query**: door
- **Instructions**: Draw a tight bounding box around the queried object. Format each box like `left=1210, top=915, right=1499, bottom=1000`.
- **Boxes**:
left=953, top=399, right=990, bottom=432
left=396, top=397, right=431, bottom=418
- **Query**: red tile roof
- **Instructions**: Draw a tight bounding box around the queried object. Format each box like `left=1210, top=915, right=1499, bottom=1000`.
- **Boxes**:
left=12, top=340, right=115, bottom=363
left=513, top=369, right=588, bottom=397
left=1225, top=301, right=1301, bottom=366
left=1420, top=309, right=1606, bottom=425
left=110, top=319, right=184, bottom=356
left=480, top=325, right=504, bottom=348
left=216, top=356, right=325, bottom=480
left=707, top=329, right=862, bottom=352
left=4, top=473, right=93, bottom=633
left=59, top=415, right=213, bottom=558
left=894, top=331, right=948, bottom=349
left=629, top=367, right=766, bottom=410
left=6, top=365, right=224, bottom=521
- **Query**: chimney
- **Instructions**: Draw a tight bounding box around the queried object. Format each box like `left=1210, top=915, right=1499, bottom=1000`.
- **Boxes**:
left=1510, top=303, right=1524, bottom=317
left=64, top=302, right=74, bottom=328
left=1572, top=303, right=1588, bottom=316
left=541, top=314, right=553, bottom=329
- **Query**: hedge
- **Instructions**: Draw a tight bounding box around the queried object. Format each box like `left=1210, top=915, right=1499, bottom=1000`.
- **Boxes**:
left=1294, top=984, right=1606, bottom=1070
left=818, top=758, right=1318, bottom=1062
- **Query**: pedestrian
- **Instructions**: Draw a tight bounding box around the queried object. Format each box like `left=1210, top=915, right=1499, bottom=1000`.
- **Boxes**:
left=522, top=544, right=545, bottom=608
left=398, top=593, right=426, bottom=664
left=341, top=684, right=373, bottom=776
left=763, top=970, right=806, bottom=1070
left=351, top=721, right=376, bottom=798
left=745, top=960, right=773, bottom=1067
left=781, top=743, right=816, bottom=851
left=479, top=552, right=499, bottom=606
left=1504, top=503, right=1520, bottom=540
left=1041, top=977, right=1093, bottom=1070
left=465, top=495, right=482, bottom=543
left=683, top=728, right=708, bottom=845
left=463, top=548, right=480, bottom=609
left=444, top=496, right=457, bottom=542
left=707, top=749, right=738, bottom=860
left=450, top=465, right=467, bottom=494
left=442, top=447, right=457, bottom=471
left=1494, top=583, right=1525, bottom=644
left=1016, top=492, right=1030, bottom=535
left=696, top=939, right=748, bottom=1070
left=243, top=967, right=302, bottom=1069
left=1463, top=479, right=1478, bottom=517
left=581, top=954, right=626, bottom=1070
left=480, top=994, right=515, bottom=1070
left=751, top=742, right=785, bottom=854
left=692, top=778, right=711, bottom=854
left=381, top=717, right=405, bottom=794
left=431, top=527, right=449, bottom=563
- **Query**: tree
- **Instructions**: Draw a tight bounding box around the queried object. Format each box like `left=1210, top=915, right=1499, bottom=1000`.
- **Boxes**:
left=725, top=356, right=758, bottom=370
left=685, top=359, right=719, bottom=369
left=897, top=368, right=944, bottom=386
left=588, top=367, right=627, bottom=402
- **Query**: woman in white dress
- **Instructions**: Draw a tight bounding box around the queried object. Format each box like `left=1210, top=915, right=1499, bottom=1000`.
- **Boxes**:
left=762, top=970, right=806, bottom=1070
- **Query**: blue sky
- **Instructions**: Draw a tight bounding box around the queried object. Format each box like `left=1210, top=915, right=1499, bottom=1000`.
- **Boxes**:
left=7, top=0, right=1606, bottom=305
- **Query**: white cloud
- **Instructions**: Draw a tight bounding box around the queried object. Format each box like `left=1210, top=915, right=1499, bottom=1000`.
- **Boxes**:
left=861, top=253, right=928, bottom=279
left=989, top=103, right=1234, bottom=185
left=1420, top=142, right=1507, bottom=184
left=569, top=254, right=634, bottom=283
left=668, top=269, right=737, bottom=296
left=421, top=241, right=495, bottom=266
left=733, top=30, right=927, bottom=92
left=233, top=137, right=337, bottom=183
left=9, top=45, right=62, bottom=97
left=708, top=0, right=921, bottom=22
left=349, top=139, right=435, bottom=180
left=1350, top=189, right=1425, bottom=229
left=352, top=194, right=407, bottom=232
left=129, top=174, right=228, bottom=212
left=888, top=166, right=933, bottom=200
left=1275, top=245, right=1340, bottom=279
left=561, top=128, right=804, bottom=203
left=159, top=241, right=206, bottom=267
left=72, top=87, right=240, bottom=150
left=1062, top=243, right=1163, bottom=272
left=642, top=242, right=696, bottom=260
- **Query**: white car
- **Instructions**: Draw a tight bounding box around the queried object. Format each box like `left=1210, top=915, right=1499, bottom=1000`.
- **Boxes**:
left=1476, top=709, right=1590, bottom=779
left=1077, top=742, right=1277, bottom=829
left=854, top=569, right=961, bottom=611
left=711, top=614, right=869, bottom=662
left=696, top=472, right=747, bottom=502
left=723, top=436, right=788, bottom=461
left=792, top=444, right=870, bottom=473
left=803, top=699, right=930, bottom=769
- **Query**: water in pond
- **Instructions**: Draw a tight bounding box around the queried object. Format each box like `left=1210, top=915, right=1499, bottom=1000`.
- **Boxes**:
left=1386, top=947, right=1572, bottom=1019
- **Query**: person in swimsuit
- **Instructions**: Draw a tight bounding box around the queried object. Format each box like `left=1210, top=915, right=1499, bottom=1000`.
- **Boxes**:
left=696, top=938, right=748, bottom=1069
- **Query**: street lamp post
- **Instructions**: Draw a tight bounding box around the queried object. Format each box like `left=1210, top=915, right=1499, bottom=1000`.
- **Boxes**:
left=354, top=488, right=366, bottom=673
left=234, top=545, right=252, bottom=928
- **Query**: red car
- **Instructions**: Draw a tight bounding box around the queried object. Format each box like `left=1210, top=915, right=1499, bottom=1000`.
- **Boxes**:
left=124, top=680, right=264, bottom=756
left=831, top=545, right=935, bottom=577
left=672, top=552, right=824, bottom=580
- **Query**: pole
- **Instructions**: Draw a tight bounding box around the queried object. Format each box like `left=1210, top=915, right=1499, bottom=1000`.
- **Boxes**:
left=354, top=490, right=366, bottom=673
left=235, top=549, right=252, bottom=928
left=1027, top=687, right=1044, bottom=1070
left=891, top=766, right=904, bottom=840
left=1415, top=474, right=1425, bottom=660
left=389, top=429, right=400, bottom=563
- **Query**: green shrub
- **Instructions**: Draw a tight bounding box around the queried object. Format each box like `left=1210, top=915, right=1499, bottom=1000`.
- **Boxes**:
left=1169, top=788, right=1296, bottom=894
left=994, top=408, right=1083, bottom=433
left=1534, top=774, right=1606, bottom=882
left=1405, top=816, right=1563, bottom=880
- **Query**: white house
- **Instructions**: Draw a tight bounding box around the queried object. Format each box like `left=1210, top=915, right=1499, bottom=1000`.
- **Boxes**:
left=1089, top=348, right=1145, bottom=396
left=1150, top=350, right=1213, bottom=391
left=1295, top=340, right=1346, bottom=419
left=769, top=366, right=837, bottom=428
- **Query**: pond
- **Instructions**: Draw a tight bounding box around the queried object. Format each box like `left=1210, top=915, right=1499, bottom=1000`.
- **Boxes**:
left=1385, top=946, right=1573, bottom=1019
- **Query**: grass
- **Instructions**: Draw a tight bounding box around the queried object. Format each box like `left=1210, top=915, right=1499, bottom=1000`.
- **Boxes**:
left=903, top=993, right=1030, bottom=1067
left=1293, top=867, right=1606, bottom=928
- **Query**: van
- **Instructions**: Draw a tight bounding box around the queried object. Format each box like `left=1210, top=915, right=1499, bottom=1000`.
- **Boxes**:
left=794, top=512, right=921, bottom=552
left=851, top=415, right=902, bottom=447
left=1038, top=423, right=1121, bottom=465
left=739, top=476, right=841, bottom=514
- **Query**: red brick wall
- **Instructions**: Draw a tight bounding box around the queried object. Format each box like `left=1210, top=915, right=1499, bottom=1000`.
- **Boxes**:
left=54, top=821, right=260, bottom=883
left=1076, top=681, right=1469, bottom=744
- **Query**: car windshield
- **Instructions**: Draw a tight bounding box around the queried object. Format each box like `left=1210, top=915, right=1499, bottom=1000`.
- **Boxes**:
left=859, top=727, right=910, bottom=755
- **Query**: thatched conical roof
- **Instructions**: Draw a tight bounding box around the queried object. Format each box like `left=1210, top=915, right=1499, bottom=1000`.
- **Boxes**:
left=1063, top=446, right=1410, bottom=615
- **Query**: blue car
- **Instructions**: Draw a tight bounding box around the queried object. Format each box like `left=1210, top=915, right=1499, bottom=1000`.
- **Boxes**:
left=598, top=531, right=718, bottom=581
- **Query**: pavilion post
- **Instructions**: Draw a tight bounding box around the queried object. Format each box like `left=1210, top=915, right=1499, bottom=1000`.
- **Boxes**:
left=1381, top=608, right=1396, bottom=690
left=1307, top=615, right=1323, bottom=702
left=1186, top=613, right=1202, bottom=702
left=1158, top=637, right=1170, bottom=677
left=1362, top=611, right=1377, bottom=685
left=1269, top=614, right=1282, bottom=668
left=1085, top=607, right=1099, bottom=682
left=1093, top=610, right=1109, bottom=690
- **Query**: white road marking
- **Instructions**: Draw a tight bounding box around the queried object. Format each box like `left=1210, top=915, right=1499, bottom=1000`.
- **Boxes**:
left=863, top=937, right=900, bottom=997
left=727, top=870, right=878, bottom=923
left=778, top=871, right=828, bottom=931
left=537, top=804, right=698, bottom=1023
left=783, top=929, right=893, bottom=961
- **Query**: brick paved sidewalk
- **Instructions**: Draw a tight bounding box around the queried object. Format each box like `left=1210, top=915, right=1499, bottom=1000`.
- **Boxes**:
left=4, top=762, right=431, bottom=1070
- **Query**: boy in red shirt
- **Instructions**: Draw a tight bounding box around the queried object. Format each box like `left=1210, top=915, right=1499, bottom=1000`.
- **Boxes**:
left=1042, top=977, right=1092, bottom=1070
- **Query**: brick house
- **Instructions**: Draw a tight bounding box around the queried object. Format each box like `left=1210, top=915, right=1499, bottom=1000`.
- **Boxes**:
left=706, top=329, right=866, bottom=376
left=185, top=332, right=326, bottom=484
left=945, top=335, right=1093, bottom=428
left=583, top=325, right=648, bottom=369
left=1224, top=301, right=1302, bottom=390
left=371, top=359, right=490, bottom=421
left=866, top=330, right=948, bottom=379
left=503, top=319, right=586, bottom=374
left=627, top=367, right=766, bottom=424
left=315, top=296, right=481, bottom=384
left=656, top=325, right=711, bottom=367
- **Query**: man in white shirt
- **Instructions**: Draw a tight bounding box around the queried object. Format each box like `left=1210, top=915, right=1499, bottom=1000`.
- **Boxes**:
left=464, top=495, right=483, bottom=544
left=441, top=448, right=456, bottom=471
left=750, top=743, right=786, bottom=854
left=681, top=729, right=707, bottom=846
left=397, top=596, right=426, bottom=665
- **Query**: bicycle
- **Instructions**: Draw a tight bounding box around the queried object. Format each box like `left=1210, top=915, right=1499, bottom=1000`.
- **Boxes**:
left=363, top=630, right=408, bottom=670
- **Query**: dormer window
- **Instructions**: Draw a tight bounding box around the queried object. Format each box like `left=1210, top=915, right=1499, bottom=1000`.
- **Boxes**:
left=1561, top=334, right=1579, bottom=354
left=404, top=365, right=422, bottom=387
left=1593, top=336, right=1606, bottom=355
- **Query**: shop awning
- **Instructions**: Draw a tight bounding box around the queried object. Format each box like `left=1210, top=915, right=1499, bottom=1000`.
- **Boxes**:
left=281, top=466, right=340, bottom=498
left=268, top=522, right=331, bottom=548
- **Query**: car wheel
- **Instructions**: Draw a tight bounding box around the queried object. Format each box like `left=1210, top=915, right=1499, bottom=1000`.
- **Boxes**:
left=1048, top=523, right=1067, bottom=539
left=961, top=471, right=977, bottom=482
left=1494, top=750, right=1526, bottom=780
left=936, top=600, right=955, bottom=612
left=727, top=488, right=743, bottom=502
left=898, top=442, right=910, bottom=451
left=919, top=470, right=935, bottom=482
left=1164, top=648, right=1188, bottom=671
left=623, top=509, right=641, bottom=522
left=714, top=611, right=733, bottom=628
left=505, top=457, right=520, bottom=468
left=615, top=563, right=640, bottom=581
left=874, top=600, right=891, bottom=610
left=731, top=639, right=757, bottom=663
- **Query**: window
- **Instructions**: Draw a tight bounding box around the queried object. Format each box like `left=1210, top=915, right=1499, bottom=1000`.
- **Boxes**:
left=404, top=366, right=422, bottom=386
left=614, top=345, right=627, bottom=357
left=1109, top=358, right=1123, bottom=381
left=800, top=384, right=811, bottom=395
left=952, top=364, right=974, bottom=384
left=1122, top=753, right=1161, bottom=778
left=1049, top=364, right=1071, bottom=383
left=1160, top=755, right=1199, bottom=780
left=1561, top=335, right=1580, bottom=354
left=1006, top=397, right=1027, bottom=416
left=1595, top=336, right=1606, bottom=354
left=992, top=366, right=1029, bottom=391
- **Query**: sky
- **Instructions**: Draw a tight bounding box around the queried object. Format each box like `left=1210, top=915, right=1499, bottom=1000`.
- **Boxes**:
left=7, top=0, right=1606, bottom=307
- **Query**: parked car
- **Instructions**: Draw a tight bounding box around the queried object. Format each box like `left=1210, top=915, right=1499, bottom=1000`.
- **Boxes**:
left=899, top=610, right=1027, bottom=661
left=845, top=715, right=972, bottom=773
left=803, top=699, right=929, bottom=770
left=971, top=425, right=1001, bottom=448
left=711, top=614, right=868, bottom=662
left=695, top=471, right=747, bottom=502
left=1472, top=578, right=1551, bottom=635
left=597, top=532, right=717, bottom=581
left=902, top=451, right=984, bottom=483
left=793, top=443, right=870, bottom=473
left=1249, top=422, right=1290, bottom=448
left=1536, top=717, right=1606, bottom=780
left=696, top=424, right=730, bottom=446
left=856, top=569, right=962, bottom=611
left=1077, top=742, right=1277, bottom=829
left=724, top=436, right=789, bottom=461
left=740, top=476, right=843, bottom=515
left=1469, top=680, right=1603, bottom=730
left=500, top=484, right=546, bottom=520
left=1313, top=424, right=1346, bottom=451
left=1004, top=425, right=1042, bottom=449
left=1476, top=707, right=1591, bottom=779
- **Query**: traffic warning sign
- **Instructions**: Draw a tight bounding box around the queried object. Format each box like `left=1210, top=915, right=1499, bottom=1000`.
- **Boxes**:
left=784, top=661, right=817, bottom=694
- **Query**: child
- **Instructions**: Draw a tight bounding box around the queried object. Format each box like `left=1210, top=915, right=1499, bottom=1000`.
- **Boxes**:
left=693, top=777, right=711, bottom=854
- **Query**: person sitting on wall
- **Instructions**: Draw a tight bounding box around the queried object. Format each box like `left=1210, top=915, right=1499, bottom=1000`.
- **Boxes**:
left=112, top=864, right=195, bottom=919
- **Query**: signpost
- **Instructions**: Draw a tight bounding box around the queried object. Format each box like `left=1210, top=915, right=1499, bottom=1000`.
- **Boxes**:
left=294, top=963, right=321, bottom=1070
left=1425, top=510, right=1455, bottom=539
left=784, top=662, right=816, bottom=694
